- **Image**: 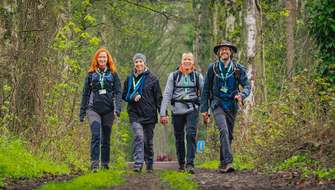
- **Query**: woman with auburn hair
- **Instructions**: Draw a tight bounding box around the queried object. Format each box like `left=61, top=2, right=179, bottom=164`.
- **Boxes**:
left=79, top=47, right=121, bottom=172
left=160, top=52, right=204, bottom=174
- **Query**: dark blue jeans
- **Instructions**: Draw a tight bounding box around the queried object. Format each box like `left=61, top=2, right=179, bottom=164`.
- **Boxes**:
left=87, top=110, right=114, bottom=166
left=172, top=110, right=198, bottom=167
left=213, top=107, right=236, bottom=165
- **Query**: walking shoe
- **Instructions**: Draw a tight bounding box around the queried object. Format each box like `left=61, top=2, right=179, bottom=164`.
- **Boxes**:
left=91, top=161, right=99, bottom=173
left=101, top=164, right=109, bottom=170
left=134, top=167, right=142, bottom=173
left=133, top=163, right=143, bottom=173
left=146, top=164, right=153, bottom=173
left=186, top=164, right=195, bottom=174
left=219, top=163, right=234, bottom=173
left=178, top=164, right=185, bottom=172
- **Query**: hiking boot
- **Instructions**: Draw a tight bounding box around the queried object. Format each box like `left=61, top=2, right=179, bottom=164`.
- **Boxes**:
left=219, top=163, right=234, bottom=173
left=178, top=164, right=185, bottom=172
left=91, top=161, right=99, bottom=173
left=146, top=164, right=153, bottom=173
left=186, top=164, right=195, bottom=174
left=133, top=167, right=142, bottom=173
left=101, top=164, right=109, bottom=170
left=133, top=163, right=143, bottom=173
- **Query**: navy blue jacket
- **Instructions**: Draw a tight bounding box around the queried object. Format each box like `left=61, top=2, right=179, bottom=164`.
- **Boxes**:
left=79, top=70, right=122, bottom=120
left=200, top=60, right=251, bottom=112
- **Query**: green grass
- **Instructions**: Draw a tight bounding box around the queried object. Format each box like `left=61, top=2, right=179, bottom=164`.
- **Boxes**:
left=198, top=160, right=219, bottom=170
left=274, top=155, right=335, bottom=180
left=198, top=155, right=254, bottom=170
left=0, top=137, right=69, bottom=187
left=37, top=170, right=125, bottom=190
left=160, top=170, right=198, bottom=190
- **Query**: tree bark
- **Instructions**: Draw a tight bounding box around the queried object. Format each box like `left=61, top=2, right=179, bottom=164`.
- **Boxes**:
left=193, top=0, right=201, bottom=66
left=244, top=0, right=257, bottom=114
left=285, top=0, right=296, bottom=80
left=14, top=0, right=54, bottom=131
left=256, top=0, right=267, bottom=103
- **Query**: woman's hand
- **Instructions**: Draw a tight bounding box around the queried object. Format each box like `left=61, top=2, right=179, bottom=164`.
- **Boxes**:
left=160, top=116, right=169, bottom=125
left=134, top=94, right=141, bottom=102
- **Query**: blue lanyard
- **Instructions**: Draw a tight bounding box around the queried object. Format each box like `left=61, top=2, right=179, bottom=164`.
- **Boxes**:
left=182, top=74, right=189, bottom=94
left=218, top=60, right=233, bottom=80
left=218, top=60, right=233, bottom=88
left=133, top=76, right=143, bottom=90
left=97, top=68, right=107, bottom=89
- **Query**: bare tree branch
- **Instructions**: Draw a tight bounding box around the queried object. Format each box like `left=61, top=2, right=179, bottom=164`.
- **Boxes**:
left=121, top=0, right=171, bottom=20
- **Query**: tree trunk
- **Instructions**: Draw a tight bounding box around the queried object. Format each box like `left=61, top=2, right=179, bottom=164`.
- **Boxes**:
left=212, top=1, right=218, bottom=61
left=285, top=0, right=296, bottom=80
left=244, top=0, right=257, bottom=114
left=193, top=0, right=201, bottom=67
left=256, top=0, right=267, bottom=103
left=14, top=0, right=54, bottom=132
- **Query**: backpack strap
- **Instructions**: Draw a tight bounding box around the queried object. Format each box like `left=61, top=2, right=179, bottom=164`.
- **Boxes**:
left=172, top=70, right=181, bottom=95
left=194, top=71, right=200, bottom=96
left=208, top=64, right=215, bottom=100
left=88, top=72, right=93, bottom=94
left=232, top=61, right=240, bottom=90
left=171, top=70, right=200, bottom=107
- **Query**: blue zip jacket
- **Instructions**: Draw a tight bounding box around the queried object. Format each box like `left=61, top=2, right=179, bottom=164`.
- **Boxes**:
left=200, top=60, right=251, bottom=112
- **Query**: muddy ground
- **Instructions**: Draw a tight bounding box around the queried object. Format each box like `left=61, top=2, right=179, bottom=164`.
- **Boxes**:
left=1, top=173, right=78, bottom=190
left=2, top=162, right=334, bottom=190
left=109, top=168, right=335, bottom=190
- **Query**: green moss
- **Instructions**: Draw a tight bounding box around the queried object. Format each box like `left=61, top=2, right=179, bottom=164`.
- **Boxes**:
left=160, top=170, right=198, bottom=190
left=37, top=170, right=125, bottom=190
left=0, top=137, right=69, bottom=186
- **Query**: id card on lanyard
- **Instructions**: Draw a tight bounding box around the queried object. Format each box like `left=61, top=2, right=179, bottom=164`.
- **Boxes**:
left=97, top=69, right=107, bottom=95
left=219, top=61, right=233, bottom=93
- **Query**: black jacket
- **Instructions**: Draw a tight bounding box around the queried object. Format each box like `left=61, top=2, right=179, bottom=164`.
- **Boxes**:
left=122, top=70, right=162, bottom=124
left=80, top=70, right=122, bottom=121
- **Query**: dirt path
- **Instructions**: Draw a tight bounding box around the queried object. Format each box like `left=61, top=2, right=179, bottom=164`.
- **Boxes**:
left=2, top=162, right=334, bottom=190
left=112, top=162, right=335, bottom=190
left=195, top=168, right=334, bottom=190
left=1, top=174, right=78, bottom=190
left=108, top=161, right=177, bottom=190
left=109, top=172, right=166, bottom=190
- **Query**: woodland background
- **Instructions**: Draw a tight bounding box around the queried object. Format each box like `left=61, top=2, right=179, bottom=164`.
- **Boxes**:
left=0, top=0, right=334, bottom=186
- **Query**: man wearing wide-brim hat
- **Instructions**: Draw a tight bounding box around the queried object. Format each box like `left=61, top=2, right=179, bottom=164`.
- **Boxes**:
left=200, top=40, right=251, bottom=173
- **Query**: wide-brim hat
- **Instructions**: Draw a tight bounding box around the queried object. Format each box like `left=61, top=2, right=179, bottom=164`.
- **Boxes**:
left=213, top=40, right=237, bottom=55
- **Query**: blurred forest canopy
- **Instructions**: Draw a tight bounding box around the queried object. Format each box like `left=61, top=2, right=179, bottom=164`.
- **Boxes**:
left=0, top=0, right=334, bottom=178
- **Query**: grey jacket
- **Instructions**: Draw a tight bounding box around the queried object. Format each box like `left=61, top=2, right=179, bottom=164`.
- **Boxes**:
left=160, top=71, right=204, bottom=116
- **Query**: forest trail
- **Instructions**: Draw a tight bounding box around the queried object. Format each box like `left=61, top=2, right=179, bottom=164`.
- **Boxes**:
left=2, top=162, right=334, bottom=190
left=108, top=162, right=335, bottom=190
left=2, top=174, right=78, bottom=190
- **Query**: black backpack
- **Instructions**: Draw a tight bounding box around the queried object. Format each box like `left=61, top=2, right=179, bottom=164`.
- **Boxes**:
left=171, top=70, right=201, bottom=108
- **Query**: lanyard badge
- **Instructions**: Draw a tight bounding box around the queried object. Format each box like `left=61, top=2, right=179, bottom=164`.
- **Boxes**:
left=182, top=74, right=190, bottom=100
left=97, top=69, right=107, bottom=94
left=219, top=61, right=233, bottom=93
